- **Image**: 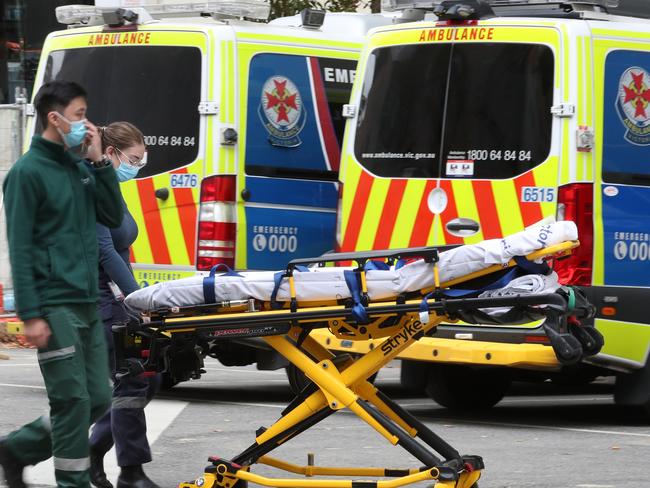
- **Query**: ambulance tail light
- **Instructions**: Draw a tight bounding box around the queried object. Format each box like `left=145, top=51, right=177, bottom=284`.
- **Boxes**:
left=197, top=175, right=236, bottom=271
left=554, top=183, right=593, bottom=286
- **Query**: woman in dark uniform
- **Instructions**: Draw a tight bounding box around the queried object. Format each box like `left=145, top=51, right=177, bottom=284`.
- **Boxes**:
left=88, top=122, right=161, bottom=488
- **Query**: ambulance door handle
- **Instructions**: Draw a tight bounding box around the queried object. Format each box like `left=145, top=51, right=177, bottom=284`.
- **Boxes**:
left=445, top=218, right=480, bottom=237
left=155, top=187, right=170, bottom=201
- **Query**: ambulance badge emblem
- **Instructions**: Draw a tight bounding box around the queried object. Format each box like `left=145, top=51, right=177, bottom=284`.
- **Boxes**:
left=617, top=66, right=650, bottom=145
left=259, top=76, right=306, bottom=147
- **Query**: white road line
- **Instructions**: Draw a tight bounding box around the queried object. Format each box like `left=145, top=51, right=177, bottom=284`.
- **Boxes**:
left=0, top=383, right=45, bottom=390
left=499, top=396, right=612, bottom=404
left=157, top=395, right=286, bottom=410
left=440, top=418, right=650, bottom=438
left=202, top=367, right=285, bottom=375
left=399, top=396, right=612, bottom=408
left=24, top=399, right=188, bottom=487
left=0, top=363, right=40, bottom=367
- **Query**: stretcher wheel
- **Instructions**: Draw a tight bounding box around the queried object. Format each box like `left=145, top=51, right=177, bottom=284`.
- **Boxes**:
left=425, top=365, right=512, bottom=410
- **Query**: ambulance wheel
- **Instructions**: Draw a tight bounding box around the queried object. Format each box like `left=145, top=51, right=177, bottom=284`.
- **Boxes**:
left=286, top=363, right=377, bottom=396
left=160, top=372, right=180, bottom=390
left=425, top=365, right=512, bottom=410
left=400, top=359, right=429, bottom=394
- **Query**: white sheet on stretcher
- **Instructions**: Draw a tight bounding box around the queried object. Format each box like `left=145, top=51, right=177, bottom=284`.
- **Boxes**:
left=124, top=221, right=577, bottom=313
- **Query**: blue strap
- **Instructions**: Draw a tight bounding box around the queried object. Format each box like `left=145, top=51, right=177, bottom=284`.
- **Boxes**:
left=343, top=270, right=370, bottom=323
left=269, top=266, right=309, bottom=310
left=418, top=266, right=520, bottom=322
left=270, top=271, right=285, bottom=309
left=395, top=259, right=407, bottom=270
left=513, top=255, right=550, bottom=275
left=364, top=260, right=390, bottom=271
left=210, top=263, right=242, bottom=277
left=438, top=267, right=520, bottom=298
left=202, top=264, right=242, bottom=304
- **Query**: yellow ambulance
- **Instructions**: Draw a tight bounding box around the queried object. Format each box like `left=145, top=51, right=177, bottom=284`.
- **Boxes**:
left=26, top=0, right=391, bottom=380
left=324, top=0, right=650, bottom=412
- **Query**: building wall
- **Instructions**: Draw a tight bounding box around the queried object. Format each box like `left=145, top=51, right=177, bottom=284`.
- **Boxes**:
left=0, top=105, right=22, bottom=295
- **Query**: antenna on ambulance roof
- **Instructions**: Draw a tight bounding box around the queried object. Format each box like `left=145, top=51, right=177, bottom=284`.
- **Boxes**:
left=56, top=0, right=270, bottom=27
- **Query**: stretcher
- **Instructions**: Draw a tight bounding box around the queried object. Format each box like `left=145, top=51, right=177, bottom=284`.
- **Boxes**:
left=114, top=237, right=599, bottom=488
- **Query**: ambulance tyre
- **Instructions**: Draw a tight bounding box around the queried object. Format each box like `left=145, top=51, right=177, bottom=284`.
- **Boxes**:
left=614, top=356, right=650, bottom=416
left=285, top=362, right=377, bottom=396
left=400, top=359, right=429, bottom=394
left=160, top=372, right=180, bottom=390
left=425, top=365, right=512, bottom=410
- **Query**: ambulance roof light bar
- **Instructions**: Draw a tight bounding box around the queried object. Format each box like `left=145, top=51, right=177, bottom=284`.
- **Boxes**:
left=433, top=0, right=495, bottom=20
left=381, top=0, right=618, bottom=15
left=56, top=0, right=270, bottom=26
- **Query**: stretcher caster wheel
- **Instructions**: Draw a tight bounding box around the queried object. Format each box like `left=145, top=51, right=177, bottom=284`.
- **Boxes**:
left=543, top=324, right=583, bottom=365
left=425, top=365, right=511, bottom=410
left=569, top=324, right=604, bottom=357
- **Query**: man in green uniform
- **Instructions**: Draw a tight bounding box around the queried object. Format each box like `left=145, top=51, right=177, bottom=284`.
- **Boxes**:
left=0, top=80, right=124, bottom=488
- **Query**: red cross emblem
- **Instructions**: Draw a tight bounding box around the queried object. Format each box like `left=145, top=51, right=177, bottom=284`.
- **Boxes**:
left=265, top=79, right=298, bottom=124
left=623, top=71, right=650, bottom=119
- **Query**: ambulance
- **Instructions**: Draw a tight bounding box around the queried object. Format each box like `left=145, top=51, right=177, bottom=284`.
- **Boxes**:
left=26, top=0, right=391, bottom=380
left=321, top=0, right=650, bottom=412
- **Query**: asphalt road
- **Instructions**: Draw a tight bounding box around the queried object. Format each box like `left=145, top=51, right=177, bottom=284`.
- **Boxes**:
left=1, top=347, right=649, bottom=488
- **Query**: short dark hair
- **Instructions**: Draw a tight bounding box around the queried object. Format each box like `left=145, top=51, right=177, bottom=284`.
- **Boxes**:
left=34, top=81, right=87, bottom=127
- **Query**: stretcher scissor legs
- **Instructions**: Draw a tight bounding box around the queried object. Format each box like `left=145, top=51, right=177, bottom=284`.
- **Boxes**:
left=179, top=314, right=484, bottom=488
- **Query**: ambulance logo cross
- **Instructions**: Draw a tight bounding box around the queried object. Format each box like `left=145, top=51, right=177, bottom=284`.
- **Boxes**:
left=617, top=66, right=650, bottom=145
left=259, top=75, right=306, bottom=148
left=622, top=71, right=650, bottom=119
left=265, top=79, right=298, bottom=124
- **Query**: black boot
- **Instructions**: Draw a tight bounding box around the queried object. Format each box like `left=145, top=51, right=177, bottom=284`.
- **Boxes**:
left=90, top=447, right=113, bottom=488
left=116, top=465, right=160, bottom=488
left=0, top=438, right=26, bottom=488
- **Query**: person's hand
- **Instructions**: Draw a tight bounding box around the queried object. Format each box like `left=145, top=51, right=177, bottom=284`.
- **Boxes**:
left=84, top=121, right=103, bottom=163
left=23, top=318, right=51, bottom=349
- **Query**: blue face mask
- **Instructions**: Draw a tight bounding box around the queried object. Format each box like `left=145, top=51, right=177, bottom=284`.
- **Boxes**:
left=56, top=113, right=87, bottom=148
left=116, top=160, right=140, bottom=182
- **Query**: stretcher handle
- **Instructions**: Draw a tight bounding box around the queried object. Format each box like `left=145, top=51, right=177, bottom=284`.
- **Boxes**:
left=287, top=245, right=459, bottom=271
left=154, top=292, right=568, bottom=332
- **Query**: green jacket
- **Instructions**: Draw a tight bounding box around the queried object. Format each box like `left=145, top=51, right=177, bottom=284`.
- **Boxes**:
left=2, top=135, right=123, bottom=321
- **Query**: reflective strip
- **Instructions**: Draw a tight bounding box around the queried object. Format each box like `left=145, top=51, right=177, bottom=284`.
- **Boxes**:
left=198, top=250, right=234, bottom=258
left=199, top=202, right=236, bottom=223
left=37, top=346, right=75, bottom=362
left=112, top=396, right=148, bottom=409
left=53, top=456, right=90, bottom=472
left=198, top=239, right=235, bottom=248
left=40, top=414, right=51, bottom=432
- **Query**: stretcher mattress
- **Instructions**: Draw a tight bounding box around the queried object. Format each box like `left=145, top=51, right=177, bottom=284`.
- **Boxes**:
left=124, top=221, right=576, bottom=313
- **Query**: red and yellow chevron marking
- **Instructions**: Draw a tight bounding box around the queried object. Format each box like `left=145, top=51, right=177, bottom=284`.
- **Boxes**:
left=122, top=165, right=201, bottom=267
left=339, top=158, right=559, bottom=252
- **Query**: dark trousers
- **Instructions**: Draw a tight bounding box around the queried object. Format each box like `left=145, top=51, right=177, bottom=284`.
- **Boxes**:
left=89, top=319, right=160, bottom=467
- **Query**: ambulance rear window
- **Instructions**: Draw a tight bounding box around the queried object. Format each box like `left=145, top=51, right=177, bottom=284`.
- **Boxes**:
left=43, top=46, right=201, bottom=178
left=354, top=43, right=554, bottom=179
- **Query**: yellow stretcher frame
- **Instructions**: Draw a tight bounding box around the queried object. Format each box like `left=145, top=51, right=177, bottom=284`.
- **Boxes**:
left=124, top=241, right=580, bottom=488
